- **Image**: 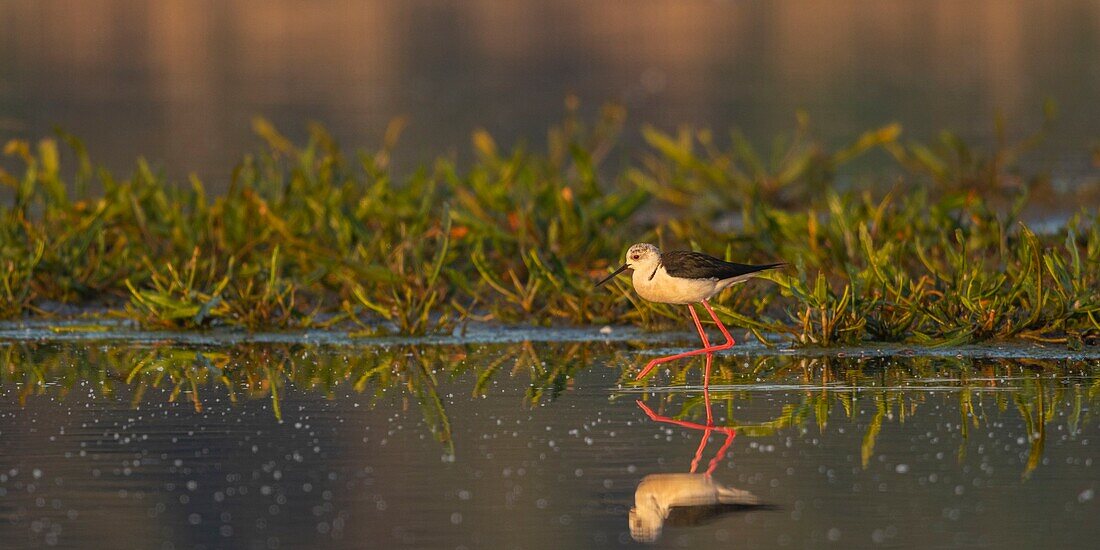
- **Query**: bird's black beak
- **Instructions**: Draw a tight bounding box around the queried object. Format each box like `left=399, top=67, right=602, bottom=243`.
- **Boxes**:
left=595, top=264, right=630, bottom=288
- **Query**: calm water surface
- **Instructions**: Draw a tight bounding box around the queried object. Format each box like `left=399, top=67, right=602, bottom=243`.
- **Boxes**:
left=0, top=337, right=1097, bottom=549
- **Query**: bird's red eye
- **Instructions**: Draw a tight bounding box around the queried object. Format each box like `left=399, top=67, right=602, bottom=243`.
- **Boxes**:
left=631, top=254, right=640, bottom=260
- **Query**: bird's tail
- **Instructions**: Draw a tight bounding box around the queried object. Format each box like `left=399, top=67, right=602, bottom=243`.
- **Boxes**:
left=725, top=262, right=785, bottom=284
left=751, top=262, right=786, bottom=273
left=716, top=485, right=761, bottom=505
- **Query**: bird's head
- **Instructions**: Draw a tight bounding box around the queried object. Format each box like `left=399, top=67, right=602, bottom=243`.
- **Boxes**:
left=595, top=243, right=661, bottom=287
left=624, top=243, right=661, bottom=269
left=628, top=504, right=664, bottom=543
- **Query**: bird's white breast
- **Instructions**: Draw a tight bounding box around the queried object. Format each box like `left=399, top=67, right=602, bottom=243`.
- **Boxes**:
left=634, top=473, right=760, bottom=510
left=632, top=265, right=729, bottom=304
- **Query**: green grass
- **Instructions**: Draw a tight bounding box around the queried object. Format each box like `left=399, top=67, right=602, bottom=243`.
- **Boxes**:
left=1, top=103, right=1098, bottom=346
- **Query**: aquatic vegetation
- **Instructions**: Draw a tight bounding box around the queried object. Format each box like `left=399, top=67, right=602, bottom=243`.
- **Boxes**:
left=1, top=105, right=1098, bottom=345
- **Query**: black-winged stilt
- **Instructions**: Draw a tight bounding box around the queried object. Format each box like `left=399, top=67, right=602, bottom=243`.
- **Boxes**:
left=596, top=243, right=783, bottom=385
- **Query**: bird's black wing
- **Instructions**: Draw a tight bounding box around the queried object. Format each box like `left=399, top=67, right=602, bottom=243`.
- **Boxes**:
left=662, top=250, right=784, bottom=280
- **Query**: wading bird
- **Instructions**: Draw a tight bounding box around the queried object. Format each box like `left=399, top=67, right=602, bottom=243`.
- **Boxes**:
left=596, top=243, right=782, bottom=385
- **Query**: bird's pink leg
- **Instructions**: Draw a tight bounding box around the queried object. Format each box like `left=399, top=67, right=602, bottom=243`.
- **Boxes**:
left=705, top=428, right=737, bottom=476
left=689, top=426, right=713, bottom=474
left=636, top=389, right=738, bottom=476
left=691, top=382, right=717, bottom=472
left=700, top=300, right=735, bottom=350
left=636, top=300, right=736, bottom=382
left=703, top=386, right=737, bottom=475
left=703, top=365, right=714, bottom=420
left=689, top=304, right=711, bottom=347
left=702, top=349, right=713, bottom=389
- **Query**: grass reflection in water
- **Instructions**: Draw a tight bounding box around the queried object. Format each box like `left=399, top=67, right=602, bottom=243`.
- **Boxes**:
left=2, top=341, right=1096, bottom=480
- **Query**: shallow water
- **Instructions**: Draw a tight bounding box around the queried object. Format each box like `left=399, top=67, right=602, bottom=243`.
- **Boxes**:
left=0, top=337, right=1097, bottom=549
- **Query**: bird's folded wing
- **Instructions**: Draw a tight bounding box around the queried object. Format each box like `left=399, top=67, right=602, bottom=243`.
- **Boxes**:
left=662, top=250, right=783, bottom=280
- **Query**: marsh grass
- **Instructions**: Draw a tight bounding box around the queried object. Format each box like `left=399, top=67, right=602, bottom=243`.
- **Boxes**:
left=1, top=103, right=1098, bottom=345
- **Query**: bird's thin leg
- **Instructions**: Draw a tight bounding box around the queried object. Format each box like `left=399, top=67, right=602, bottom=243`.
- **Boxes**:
left=635, top=303, right=735, bottom=381
left=705, top=428, right=737, bottom=476
left=700, top=299, right=735, bottom=349
left=691, top=384, right=717, bottom=472
left=703, top=350, right=713, bottom=389
left=636, top=306, right=711, bottom=380
left=689, top=426, right=713, bottom=474
left=636, top=343, right=712, bottom=380
left=636, top=393, right=735, bottom=476
left=688, top=304, right=711, bottom=347
left=703, top=372, right=714, bottom=422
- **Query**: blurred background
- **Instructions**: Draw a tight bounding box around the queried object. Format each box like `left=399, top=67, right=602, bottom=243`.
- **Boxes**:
left=1, top=0, right=1098, bottom=183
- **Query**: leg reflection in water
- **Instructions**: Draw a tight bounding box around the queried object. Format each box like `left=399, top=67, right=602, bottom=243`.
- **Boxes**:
left=629, top=355, right=765, bottom=543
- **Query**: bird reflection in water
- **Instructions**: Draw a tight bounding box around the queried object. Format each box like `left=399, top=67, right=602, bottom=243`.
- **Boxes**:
left=630, top=354, right=765, bottom=543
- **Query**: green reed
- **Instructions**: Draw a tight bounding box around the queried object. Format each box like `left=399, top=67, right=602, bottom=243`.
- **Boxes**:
left=1, top=102, right=1097, bottom=345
